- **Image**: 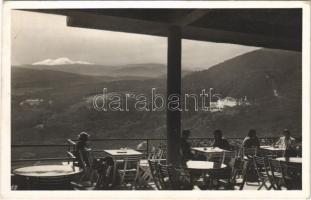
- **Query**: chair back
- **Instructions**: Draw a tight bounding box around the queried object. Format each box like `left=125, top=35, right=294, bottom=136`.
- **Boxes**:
left=240, top=147, right=257, bottom=159
left=148, top=160, right=162, bottom=189
left=209, top=152, right=225, bottom=166
left=78, top=148, right=95, bottom=169
left=157, top=164, right=178, bottom=190
left=253, top=156, right=269, bottom=178
left=66, top=139, right=78, bottom=166
left=267, top=159, right=285, bottom=189
left=119, top=155, right=141, bottom=184
left=152, top=148, right=167, bottom=164
left=223, top=150, right=237, bottom=164
left=208, top=168, right=231, bottom=180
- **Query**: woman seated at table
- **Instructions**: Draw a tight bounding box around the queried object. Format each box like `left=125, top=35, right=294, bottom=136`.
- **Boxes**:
left=242, top=129, right=260, bottom=149
left=275, top=129, right=297, bottom=157
left=211, top=129, right=231, bottom=150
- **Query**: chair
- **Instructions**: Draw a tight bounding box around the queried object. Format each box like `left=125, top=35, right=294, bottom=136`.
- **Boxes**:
left=229, top=159, right=249, bottom=190
left=253, top=156, right=273, bottom=190
left=118, top=155, right=141, bottom=188
left=77, top=148, right=98, bottom=185
left=240, top=147, right=257, bottom=160
left=208, top=152, right=225, bottom=166
left=148, top=160, right=162, bottom=189
left=152, top=148, right=167, bottom=164
left=66, top=139, right=79, bottom=167
left=205, top=167, right=231, bottom=190
left=223, top=150, right=237, bottom=165
left=267, top=159, right=285, bottom=190
left=93, top=165, right=114, bottom=190
left=157, top=164, right=192, bottom=190
left=157, top=163, right=174, bottom=189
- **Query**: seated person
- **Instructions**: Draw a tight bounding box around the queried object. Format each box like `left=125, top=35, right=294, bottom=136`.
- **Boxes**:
left=74, top=131, right=91, bottom=168
left=212, top=129, right=231, bottom=150
left=180, top=130, right=205, bottom=163
left=180, top=130, right=194, bottom=162
left=275, top=129, right=297, bottom=157
left=242, top=129, right=260, bottom=149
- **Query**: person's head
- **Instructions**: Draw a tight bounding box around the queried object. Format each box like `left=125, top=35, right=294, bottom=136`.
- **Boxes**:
left=213, top=129, right=223, bottom=140
left=248, top=129, right=257, bottom=138
left=78, top=131, right=90, bottom=142
left=283, top=129, right=290, bottom=138
left=182, top=129, right=191, bottom=139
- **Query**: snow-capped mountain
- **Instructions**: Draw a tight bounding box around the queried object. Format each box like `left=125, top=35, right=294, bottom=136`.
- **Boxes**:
left=32, top=57, right=93, bottom=65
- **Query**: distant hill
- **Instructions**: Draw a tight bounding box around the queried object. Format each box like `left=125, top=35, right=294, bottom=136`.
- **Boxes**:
left=182, top=48, right=301, bottom=137
left=183, top=48, right=301, bottom=102
left=11, top=67, right=151, bottom=89
left=16, top=61, right=193, bottom=78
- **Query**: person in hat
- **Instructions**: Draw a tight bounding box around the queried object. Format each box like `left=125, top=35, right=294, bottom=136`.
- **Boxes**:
left=275, top=129, right=297, bottom=157
left=74, top=131, right=91, bottom=168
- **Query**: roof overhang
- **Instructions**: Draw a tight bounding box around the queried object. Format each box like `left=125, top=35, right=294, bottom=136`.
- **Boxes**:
left=23, top=9, right=302, bottom=51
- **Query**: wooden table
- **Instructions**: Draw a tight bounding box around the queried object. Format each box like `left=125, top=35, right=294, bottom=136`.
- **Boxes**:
left=260, top=146, right=285, bottom=156
left=13, top=165, right=82, bottom=189
left=104, top=149, right=143, bottom=184
left=192, top=147, right=230, bottom=160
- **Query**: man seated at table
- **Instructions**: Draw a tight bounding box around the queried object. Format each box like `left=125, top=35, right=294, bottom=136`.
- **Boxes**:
left=180, top=130, right=205, bottom=163
left=181, top=130, right=195, bottom=161
left=212, top=129, right=231, bottom=150
left=275, top=129, right=297, bottom=157
left=242, top=129, right=260, bottom=149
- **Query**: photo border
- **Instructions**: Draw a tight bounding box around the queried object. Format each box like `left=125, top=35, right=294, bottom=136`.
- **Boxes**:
left=1, top=1, right=310, bottom=199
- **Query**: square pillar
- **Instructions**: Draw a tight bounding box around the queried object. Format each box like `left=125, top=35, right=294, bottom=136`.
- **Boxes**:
left=166, top=26, right=182, bottom=166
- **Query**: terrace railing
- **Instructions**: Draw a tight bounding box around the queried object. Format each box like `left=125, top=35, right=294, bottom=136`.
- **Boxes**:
left=11, top=137, right=282, bottom=166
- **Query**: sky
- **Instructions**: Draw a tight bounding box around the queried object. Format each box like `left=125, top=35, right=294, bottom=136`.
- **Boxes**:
left=11, top=10, right=260, bottom=70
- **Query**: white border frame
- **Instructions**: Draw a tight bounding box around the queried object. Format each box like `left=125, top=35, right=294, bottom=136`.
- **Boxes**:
left=1, top=1, right=310, bottom=200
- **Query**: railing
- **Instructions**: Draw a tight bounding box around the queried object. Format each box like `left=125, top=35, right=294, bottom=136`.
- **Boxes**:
left=11, top=137, right=281, bottom=164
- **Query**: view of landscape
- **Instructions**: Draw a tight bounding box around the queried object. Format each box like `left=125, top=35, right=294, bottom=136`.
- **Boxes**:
left=11, top=48, right=301, bottom=159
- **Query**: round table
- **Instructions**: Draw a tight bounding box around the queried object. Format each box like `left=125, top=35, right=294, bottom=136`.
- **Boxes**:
left=13, top=165, right=83, bottom=190
left=275, top=157, right=302, bottom=164
left=13, top=165, right=82, bottom=177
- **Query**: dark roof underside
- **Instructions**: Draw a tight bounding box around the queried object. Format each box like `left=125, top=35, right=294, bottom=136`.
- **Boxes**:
left=25, top=9, right=302, bottom=51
